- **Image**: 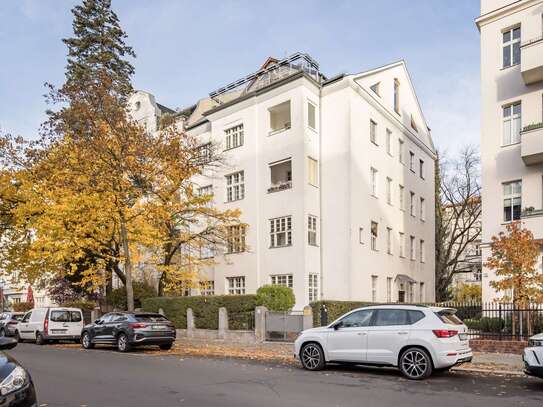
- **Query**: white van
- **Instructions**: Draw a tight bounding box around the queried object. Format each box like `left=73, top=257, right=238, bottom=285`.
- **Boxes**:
left=16, top=307, right=84, bottom=345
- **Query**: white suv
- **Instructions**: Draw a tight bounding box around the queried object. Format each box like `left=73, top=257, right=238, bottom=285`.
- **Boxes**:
left=294, top=305, right=472, bottom=380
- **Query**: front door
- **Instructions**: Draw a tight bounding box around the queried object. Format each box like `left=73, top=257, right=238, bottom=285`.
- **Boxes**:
left=366, top=309, right=410, bottom=365
left=326, top=309, right=374, bottom=362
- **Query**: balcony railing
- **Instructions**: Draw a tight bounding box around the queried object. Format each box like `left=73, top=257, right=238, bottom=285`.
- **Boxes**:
left=267, top=181, right=292, bottom=194
left=521, top=207, right=543, bottom=218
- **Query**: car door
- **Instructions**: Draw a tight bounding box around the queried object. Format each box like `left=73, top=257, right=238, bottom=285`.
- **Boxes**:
left=92, top=314, right=112, bottom=342
left=68, top=310, right=84, bottom=337
left=326, top=309, right=374, bottom=362
left=366, top=309, right=411, bottom=365
left=102, top=313, right=120, bottom=342
left=18, top=312, right=32, bottom=339
left=48, top=309, right=71, bottom=338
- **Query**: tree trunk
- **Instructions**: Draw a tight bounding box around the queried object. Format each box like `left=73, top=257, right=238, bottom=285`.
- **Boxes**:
left=119, top=214, right=134, bottom=311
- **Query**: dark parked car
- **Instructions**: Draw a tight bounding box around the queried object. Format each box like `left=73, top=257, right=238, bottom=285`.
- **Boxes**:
left=81, top=312, right=176, bottom=352
left=0, top=313, right=24, bottom=338
left=0, top=337, right=38, bottom=406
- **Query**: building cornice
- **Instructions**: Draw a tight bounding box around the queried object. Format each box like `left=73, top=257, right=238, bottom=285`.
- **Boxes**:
left=475, top=0, right=542, bottom=30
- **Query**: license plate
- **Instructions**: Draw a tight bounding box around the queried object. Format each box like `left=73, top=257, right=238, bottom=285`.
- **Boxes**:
left=459, top=333, right=468, bottom=341
left=151, top=325, right=166, bottom=331
left=51, top=329, right=67, bottom=333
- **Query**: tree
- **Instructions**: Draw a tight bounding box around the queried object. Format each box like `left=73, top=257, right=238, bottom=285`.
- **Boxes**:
left=435, top=146, right=482, bottom=301
left=452, top=283, right=482, bottom=302
left=485, top=221, right=543, bottom=303
left=256, top=285, right=295, bottom=311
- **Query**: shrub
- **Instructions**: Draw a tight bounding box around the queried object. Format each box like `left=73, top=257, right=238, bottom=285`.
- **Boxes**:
left=463, top=318, right=481, bottom=330
left=12, top=302, right=33, bottom=312
left=60, top=300, right=96, bottom=311
left=142, top=295, right=257, bottom=329
left=110, top=281, right=156, bottom=310
left=255, top=285, right=295, bottom=311
left=479, top=317, right=505, bottom=333
left=310, top=301, right=373, bottom=327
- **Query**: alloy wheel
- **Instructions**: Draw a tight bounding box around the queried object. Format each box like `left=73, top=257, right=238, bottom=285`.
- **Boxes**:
left=301, top=344, right=322, bottom=370
left=118, top=335, right=127, bottom=352
left=401, top=350, right=429, bottom=379
left=82, top=334, right=90, bottom=348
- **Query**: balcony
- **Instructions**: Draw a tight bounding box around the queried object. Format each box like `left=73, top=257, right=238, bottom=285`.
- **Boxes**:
left=521, top=123, right=543, bottom=165
left=268, top=159, right=292, bottom=193
left=521, top=36, right=543, bottom=85
left=521, top=208, right=543, bottom=239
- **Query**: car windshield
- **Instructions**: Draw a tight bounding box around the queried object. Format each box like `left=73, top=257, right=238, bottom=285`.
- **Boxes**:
left=12, top=315, right=24, bottom=321
left=50, top=310, right=82, bottom=322
left=135, top=314, right=168, bottom=323
left=436, top=310, right=463, bottom=325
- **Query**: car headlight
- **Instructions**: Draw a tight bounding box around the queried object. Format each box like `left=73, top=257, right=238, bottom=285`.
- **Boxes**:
left=0, top=366, right=27, bottom=395
left=529, top=339, right=543, bottom=347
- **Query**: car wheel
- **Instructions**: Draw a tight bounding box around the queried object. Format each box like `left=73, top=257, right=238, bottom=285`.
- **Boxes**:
left=399, top=347, right=433, bottom=380
left=81, top=332, right=94, bottom=349
left=159, top=343, right=173, bottom=351
left=14, top=331, right=22, bottom=343
left=0, top=328, right=5, bottom=337
left=300, top=342, right=326, bottom=371
left=35, top=332, right=46, bottom=346
left=117, top=333, right=132, bottom=352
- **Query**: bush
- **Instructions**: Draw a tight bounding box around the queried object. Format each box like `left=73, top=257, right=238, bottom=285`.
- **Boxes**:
left=310, top=301, right=373, bottom=327
left=12, top=302, right=33, bottom=312
left=463, top=318, right=481, bottom=330
left=60, top=300, right=96, bottom=311
left=255, top=285, right=295, bottom=311
left=110, top=281, right=156, bottom=310
left=142, top=295, right=257, bottom=329
left=479, top=317, right=505, bottom=333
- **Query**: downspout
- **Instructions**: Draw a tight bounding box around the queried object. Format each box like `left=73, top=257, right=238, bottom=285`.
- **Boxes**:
left=318, top=85, right=324, bottom=300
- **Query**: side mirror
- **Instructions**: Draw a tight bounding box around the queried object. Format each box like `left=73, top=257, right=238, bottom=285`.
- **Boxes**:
left=0, top=337, right=17, bottom=350
left=94, top=319, right=102, bottom=325
left=333, top=321, right=343, bottom=330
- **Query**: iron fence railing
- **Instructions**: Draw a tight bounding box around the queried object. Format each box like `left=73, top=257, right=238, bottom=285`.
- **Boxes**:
left=228, top=311, right=255, bottom=331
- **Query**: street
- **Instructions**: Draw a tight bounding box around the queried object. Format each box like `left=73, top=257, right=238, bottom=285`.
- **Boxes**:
left=6, top=343, right=543, bottom=406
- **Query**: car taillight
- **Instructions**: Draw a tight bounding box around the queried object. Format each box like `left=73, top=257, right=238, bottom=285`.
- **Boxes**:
left=44, top=318, right=49, bottom=335
left=129, top=323, right=146, bottom=329
left=433, top=329, right=458, bottom=338
left=7, top=321, right=18, bottom=326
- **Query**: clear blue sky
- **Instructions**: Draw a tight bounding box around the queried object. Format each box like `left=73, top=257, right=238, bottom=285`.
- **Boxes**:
left=0, top=0, right=480, bottom=153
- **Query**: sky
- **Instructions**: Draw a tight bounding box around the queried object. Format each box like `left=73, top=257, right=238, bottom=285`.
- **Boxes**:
left=0, top=0, right=481, bottom=154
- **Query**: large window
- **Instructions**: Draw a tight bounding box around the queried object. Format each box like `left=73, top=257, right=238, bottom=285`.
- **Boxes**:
left=271, top=274, right=293, bottom=288
left=197, top=143, right=212, bottom=164
left=270, top=216, right=292, bottom=248
left=269, top=159, right=292, bottom=193
left=224, top=124, right=244, bottom=150
left=371, top=167, right=378, bottom=197
left=226, top=225, right=246, bottom=254
left=386, top=177, right=392, bottom=205
left=307, top=102, right=316, bottom=130
left=227, top=277, right=245, bottom=295
left=226, top=171, right=245, bottom=202
left=371, top=221, right=378, bottom=251
left=502, top=26, right=520, bottom=68
left=308, top=157, right=319, bottom=186
left=503, top=102, right=521, bottom=146
left=309, top=274, right=319, bottom=302
left=370, top=119, right=378, bottom=145
left=308, top=215, right=318, bottom=246
left=200, top=281, right=215, bottom=296
left=503, top=180, right=522, bottom=222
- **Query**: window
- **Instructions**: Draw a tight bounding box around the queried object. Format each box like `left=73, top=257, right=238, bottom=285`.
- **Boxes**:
left=224, top=123, right=244, bottom=150
left=359, top=227, right=364, bottom=244
left=503, top=180, right=522, bottom=221
left=339, top=309, right=374, bottom=328
left=420, top=197, right=425, bottom=221
left=409, top=151, right=415, bottom=171
left=386, top=129, right=392, bottom=155
left=370, top=82, right=380, bottom=96
left=269, top=100, right=291, bottom=134
left=198, top=185, right=213, bottom=197
left=309, top=274, right=319, bottom=302
left=419, top=159, right=424, bottom=179
left=226, top=225, right=246, bottom=254
left=371, top=275, right=378, bottom=302
left=419, top=282, right=425, bottom=302
left=502, top=102, right=521, bottom=145
left=386, top=227, right=392, bottom=254
left=399, top=232, right=405, bottom=258
left=409, top=282, right=415, bottom=302
left=408, top=310, right=425, bottom=324
left=227, top=277, right=245, bottom=295
left=398, top=139, right=404, bottom=163
left=371, top=221, right=378, bottom=251
left=410, top=115, right=418, bottom=132
left=410, top=191, right=415, bottom=216
left=386, top=177, right=392, bottom=205
left=371, top=167, right=378, bottom=197
left=394, top=78, right=400, bottom=114
left=370, top=120, right=378, bottom=145
left=307, top=102, right=316, bottom=129
left=226, top=171, right=245, bottom=202
left=308, top=157, right=319, bottom=187
left=50, top=311, right=71, bottom=322
left=387, top=277, right=392, bottom=302
left=399, top=185, right=405, bottom=210
left=374, top=309, right=408, bottom=326
left=410, top=235, right=416, bottom=260
left=270, top=216, right=292, bottom=247
left=420, top=239, right=425, bottom=263
left=269, top=159, right=292, bottom=193
left=308, top=215, right=318, bottom=246
left=199, top=245, right=214, bottom=259
left=502, top=26, right=520, bottom=68
left=200, top=281, right=215, bottom=296
left=197, top=143, right=212, bottom=164
left=271, top=274, right=293, bottom=288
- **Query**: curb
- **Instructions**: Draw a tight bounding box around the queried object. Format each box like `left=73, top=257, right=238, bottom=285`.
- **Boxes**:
left=452, top=366, right=525, bottom=376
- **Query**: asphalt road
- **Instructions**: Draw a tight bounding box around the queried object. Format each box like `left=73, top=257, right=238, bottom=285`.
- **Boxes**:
left=6, top=343, right=543, bottom=407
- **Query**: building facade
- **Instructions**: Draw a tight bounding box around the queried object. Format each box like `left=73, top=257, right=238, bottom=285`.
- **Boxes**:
left=131, top=53, right=436, bottom=309
left=477, top=0, right=543, bottom=302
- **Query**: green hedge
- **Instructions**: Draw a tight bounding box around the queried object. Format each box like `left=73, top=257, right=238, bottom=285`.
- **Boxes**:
left=142, top=295, right=257, bottom=329
left=310, top=301, right=373, bottom=327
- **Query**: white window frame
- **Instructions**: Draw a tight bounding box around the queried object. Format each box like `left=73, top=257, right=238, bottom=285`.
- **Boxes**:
left=502, top=26, right=521, bottom=68
left=227, top=276, right=245, bottom=295
left=359, top=227, right=364, bottom=244
left=394, top=78, right=400, bottom=114
left=371, top=275, right=378, bottom=302
left=386, top=129, right=392, bottom=156
left=410, top=191, right=415, bottom=216
left=503, top=180, right=522, bottom=222
left=307, top=101, right=316, bottom=130
left=386, top=227, right=392, bottom=255
left=502, top=102, right=521, bottom=146
left=200, top=281, right=215, bottom=296
left=409, top=151, right=415, bottom=172
left=398, top=139, right=404, bottom=164
left=370, top=119, right=378, bottom=145
left=386, top=177, right=392, bottom=205
left=224, top=123, right=244, bottom=150
left=226, top=225, right=246, bottom=254
left=308, top=156, right=319, bottom=187
left=371, top=221, right=378, bottom=251
left=308, top=274, right=319, bottom=302
left=226, top=171, right=245, bottom=202
left=371, top=167, right=378, bottom=197
left=270, top=274, right=293, bottom=288
left=420, top=239, right=425, bottom=263
left=399, top=232, right=405, bottom=257
left=419, top=159, right=424, bottom=179
left=420, top=197, right=425, bottom=221
left=410, top=235, right=416, bottom=261
left=270, top=216, right=292, bottom=248
left=399, top=185, right=405, bottom=210
left=308, top=215, right=318, bottom=246
left=387, top=277, right=392, bottom=302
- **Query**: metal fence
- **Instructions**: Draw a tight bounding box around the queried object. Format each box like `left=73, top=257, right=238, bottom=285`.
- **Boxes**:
left=265, top=311, right=304, bottom=342
left=228, top=311, right=255, bottom=331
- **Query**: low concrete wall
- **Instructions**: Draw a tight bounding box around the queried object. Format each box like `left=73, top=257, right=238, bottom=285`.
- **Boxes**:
left=470, top=339, right=528, bottom=354
left=176, top=328, right=256, bottom=344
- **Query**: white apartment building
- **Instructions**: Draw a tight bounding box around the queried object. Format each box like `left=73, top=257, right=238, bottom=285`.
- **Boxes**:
left=477, top=1, right=543, bottom=302
left=131, top=53, right=436, bottom=309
